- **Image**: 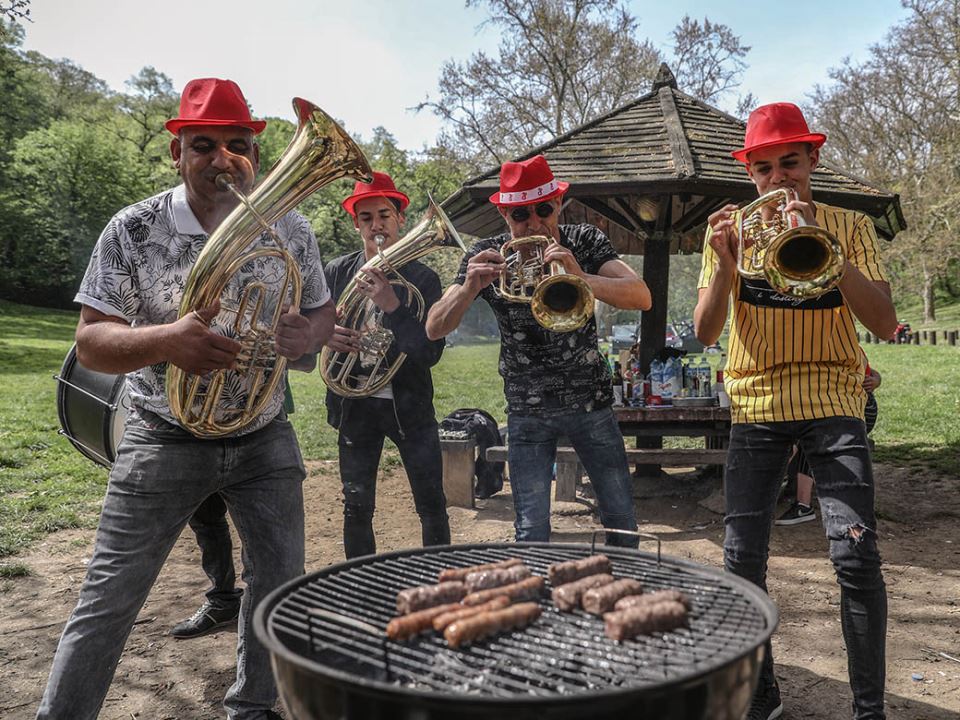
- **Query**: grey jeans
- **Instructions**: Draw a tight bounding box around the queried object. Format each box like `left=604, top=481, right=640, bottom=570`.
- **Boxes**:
left=36, top=410, right=306, bottom=720
left=725, top=417, right=886, bottom=720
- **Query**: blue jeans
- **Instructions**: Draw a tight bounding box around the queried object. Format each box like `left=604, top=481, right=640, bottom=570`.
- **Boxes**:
left=725, top=417, right=886, bottom=720
left=507, top=406, right=638, bottom=546
left=36, top=410, right=306, bottom=720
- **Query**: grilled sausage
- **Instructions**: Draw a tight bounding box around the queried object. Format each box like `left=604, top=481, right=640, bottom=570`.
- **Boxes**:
left=613, top=589, right=691, bottom=612
left=396, top=581, right=466, bottom=615
left=604, top=600, right=688, bottom=641
left=462, top=575, right=545, bottom=606
left=464, top=564, right=531, bottom=592
left=547, top=554, right=612, bottom=587
left=385, top=602, right=462, bottom=641
left=432, top=596, right=511, bottom=632
left=438, top=557, right=524, bottom=583
left=551, top=573, right=616, bottom=612
left=581, top=578, right=644, bottom=615
left=444, top=602, right=542, bottom=648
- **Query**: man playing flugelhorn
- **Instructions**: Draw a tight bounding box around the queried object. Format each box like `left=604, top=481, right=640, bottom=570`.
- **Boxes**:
left=694, top=102, right=897, bottom=720
left=426, top=155, right=651, bottom=546
left=37, top=78, right=335, bottom=720
left=322, top=172, right=451, bottom=559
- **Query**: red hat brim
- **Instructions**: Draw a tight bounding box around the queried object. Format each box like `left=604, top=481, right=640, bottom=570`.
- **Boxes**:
left=165, top=118, right=267, bottom=136
left=488, top=181, right=569, bottom=206
left=732, top=133, right=826, bottom=163
left=342, top=190, right=410, bottom=217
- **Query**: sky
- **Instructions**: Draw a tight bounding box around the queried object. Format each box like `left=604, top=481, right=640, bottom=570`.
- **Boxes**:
left=18, top=0, right=911, bottom=152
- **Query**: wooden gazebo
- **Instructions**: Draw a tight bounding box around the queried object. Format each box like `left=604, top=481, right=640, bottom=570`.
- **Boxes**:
left=442, top=64, right=906, bottom=370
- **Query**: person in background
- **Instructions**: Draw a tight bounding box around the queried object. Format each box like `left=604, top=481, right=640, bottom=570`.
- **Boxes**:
left=694, top=102, right=896, bottom=720
left=425, top=154, right=651, bottom=546
left=322, top=172, right=450, bottom=559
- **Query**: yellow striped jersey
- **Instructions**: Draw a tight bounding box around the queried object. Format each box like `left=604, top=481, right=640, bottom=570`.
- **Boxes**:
left=698, top=202, right=887, bottom=424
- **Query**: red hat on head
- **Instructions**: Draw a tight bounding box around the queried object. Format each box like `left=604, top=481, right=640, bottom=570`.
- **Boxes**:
left=341, top=172, right=410, bottom=217
left=165, top=78, right=267, bottom=136
left=489, top=154, right=569, bottom=206
left=732, top=103, right=826, bottom=163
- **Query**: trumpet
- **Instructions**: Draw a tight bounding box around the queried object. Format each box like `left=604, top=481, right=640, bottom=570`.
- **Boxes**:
left=497, top=235, right=595, bottom=332
left=736, top=187, right=845, bottom=298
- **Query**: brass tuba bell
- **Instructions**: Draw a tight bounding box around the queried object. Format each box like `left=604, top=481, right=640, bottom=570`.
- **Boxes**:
left=319, top=195, right=466, bottom=398
left=498, top=235, right=595, bottom=332
left=736, top=187, right=845, bottom=298
left=167, top=98, right=373, bottom=437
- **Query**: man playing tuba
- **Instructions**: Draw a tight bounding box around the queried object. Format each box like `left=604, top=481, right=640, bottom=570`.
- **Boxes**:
left=37, top=78, right=335, bottom=720
left=426, top=155, right=651, bottom=546
left=693, top=102, right=897, bottom=720
left=322, top=172, right=451, bottom=559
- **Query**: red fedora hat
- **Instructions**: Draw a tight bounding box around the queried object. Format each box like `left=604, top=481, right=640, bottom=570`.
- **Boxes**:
left=732, top=103, right=826, bottom=163
left=341, top=171, right=410, bottom=217
left=165, top=78, right=267, bottom=136
left=489, top=154, right=569, bottom=206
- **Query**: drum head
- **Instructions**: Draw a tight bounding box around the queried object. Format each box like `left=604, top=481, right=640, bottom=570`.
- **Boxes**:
left=56, top=344, right=129, bottom=468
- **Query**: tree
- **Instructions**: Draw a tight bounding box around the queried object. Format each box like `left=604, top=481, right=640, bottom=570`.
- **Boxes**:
left=0, top=0, right=29, bottom=28
left=808, top=0, right=960, bottom=321
left=671, top=15, right=750, bottom=106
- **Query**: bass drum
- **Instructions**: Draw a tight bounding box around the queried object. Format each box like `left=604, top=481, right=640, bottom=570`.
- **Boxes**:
left=55, top=344, right=130, bottom=468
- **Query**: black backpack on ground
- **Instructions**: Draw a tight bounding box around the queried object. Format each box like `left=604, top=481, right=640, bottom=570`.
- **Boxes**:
left=439, top=408, right=505, bottom=499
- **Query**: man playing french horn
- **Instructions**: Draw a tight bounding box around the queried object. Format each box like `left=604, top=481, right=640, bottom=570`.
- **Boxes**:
left=693, top=103, right=897, bottom=720
left=322, top=172, right=451, bottom=559
left=36, top=78, right=338, bottom=720
left=426, top=155, right=651, bottom=547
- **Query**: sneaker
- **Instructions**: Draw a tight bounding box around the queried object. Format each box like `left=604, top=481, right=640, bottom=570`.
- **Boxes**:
left=169, top=601, right=240, bottom=639
left=746, top=682, right=783, bottom=720
left=775, top=501, right=816, bottom=526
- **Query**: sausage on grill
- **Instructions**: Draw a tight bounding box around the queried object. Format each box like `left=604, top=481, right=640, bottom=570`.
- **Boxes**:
left=432, top=596, right=511, bottom=632
left=604, top=600, right=688, bottom=641
left=464, top=564, right=531, bottom=592
left=613, top=589, right=691, bottom=612
left=396, top=581, right=466, bottom=615
left=547, top=554, right=612, bottom=587
left=444, top=602, right=542, bottom=648
left=581, top=578, right=644, bottom=615
left=551, top=573, right=616, bottom=612
left=462, top=575, right=545, bottom=606
left=438, top=557, right=524, bottom=583
left=385, top=602, right=462, bottom=641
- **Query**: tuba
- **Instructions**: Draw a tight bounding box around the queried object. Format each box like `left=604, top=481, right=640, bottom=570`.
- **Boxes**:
left=319, top=195, right=466, bottom=398
left=736, top=187, right=845, bottom=298
left=167, top=98, right=373, bottom=438
left=498, top=235, right=595, bottom=332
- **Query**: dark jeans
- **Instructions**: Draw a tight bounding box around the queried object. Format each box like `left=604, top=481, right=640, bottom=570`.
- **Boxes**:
left=507, top=406, right=638, bottom=547
left=338, top=398, right=450, bottom=559
left=725, top=417, right=886, bottom=720
left=37, top=411, right=306, bottom=720
left=189, top=493, right=243, bottom=608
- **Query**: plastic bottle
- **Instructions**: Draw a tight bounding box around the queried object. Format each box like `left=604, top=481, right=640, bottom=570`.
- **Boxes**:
left=612, top=361, right=624, bottom=406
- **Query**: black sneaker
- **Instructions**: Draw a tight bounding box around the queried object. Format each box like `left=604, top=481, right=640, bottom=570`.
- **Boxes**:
left=746, top=682, right=783, bottom=720
left=169, top=601, right=240, bottom=639
left=775, top=502, right=816, bottom=526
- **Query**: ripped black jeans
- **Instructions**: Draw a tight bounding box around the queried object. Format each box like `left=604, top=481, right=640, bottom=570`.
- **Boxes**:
left=337, top=398, right=450, bottom=559
left=725, top=418, right=886, bottom=720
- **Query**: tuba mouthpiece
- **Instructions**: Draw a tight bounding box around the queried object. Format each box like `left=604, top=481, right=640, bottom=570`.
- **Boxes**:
left=215, top=173, right=235, bottom=191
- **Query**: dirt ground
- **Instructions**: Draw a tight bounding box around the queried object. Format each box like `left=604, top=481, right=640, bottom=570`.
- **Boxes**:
left=1, top=459, right=958, bottom=719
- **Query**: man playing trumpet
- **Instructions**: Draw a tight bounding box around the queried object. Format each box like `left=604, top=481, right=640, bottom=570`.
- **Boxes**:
left=694, top=103, right=897, bottom=720
left=426, top=155, right=651, bottom=546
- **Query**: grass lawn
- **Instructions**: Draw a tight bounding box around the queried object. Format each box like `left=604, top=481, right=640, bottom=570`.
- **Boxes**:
left=1, top=299, right=958, bottom=563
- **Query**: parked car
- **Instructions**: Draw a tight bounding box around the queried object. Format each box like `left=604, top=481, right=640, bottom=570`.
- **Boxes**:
left=608, top=324, right=639, bottom=353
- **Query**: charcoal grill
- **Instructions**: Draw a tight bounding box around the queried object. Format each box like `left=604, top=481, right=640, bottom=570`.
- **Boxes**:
left=254, top=541, right=777, bottom=720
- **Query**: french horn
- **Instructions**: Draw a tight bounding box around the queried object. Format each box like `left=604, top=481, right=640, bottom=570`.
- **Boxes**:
left=167, top=98, right=373, bottom=437
left=319, top=195, right=466, bottom=398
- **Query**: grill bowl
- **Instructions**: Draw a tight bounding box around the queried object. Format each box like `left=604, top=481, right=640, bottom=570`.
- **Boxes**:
left=255, top=542, right=777, bottom=720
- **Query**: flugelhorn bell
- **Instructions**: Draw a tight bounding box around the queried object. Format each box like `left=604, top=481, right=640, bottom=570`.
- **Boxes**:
left=167, top=98, right=373, bottom=438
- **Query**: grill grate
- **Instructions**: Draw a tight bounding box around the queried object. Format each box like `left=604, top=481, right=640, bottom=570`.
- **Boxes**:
left=265, top=543, right=773, bottom=700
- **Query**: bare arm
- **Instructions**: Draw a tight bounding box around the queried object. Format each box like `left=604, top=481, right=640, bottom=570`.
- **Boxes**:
left=426, top=249, right=504, bottom=340
left=693, top=205, right=739, bottom=346
left=588, top=259, right=651, bottom=310
left=276, top=299, right=335, bottom=361
left=837, top=267, right=897, bottom=340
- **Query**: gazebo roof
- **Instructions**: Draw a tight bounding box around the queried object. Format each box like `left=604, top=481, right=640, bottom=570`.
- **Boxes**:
left=443, top=65, right=906, bottom=253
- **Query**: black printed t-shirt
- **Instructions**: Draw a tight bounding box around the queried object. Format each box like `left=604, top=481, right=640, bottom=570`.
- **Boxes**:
left=454, top=224, right=619, bottom=416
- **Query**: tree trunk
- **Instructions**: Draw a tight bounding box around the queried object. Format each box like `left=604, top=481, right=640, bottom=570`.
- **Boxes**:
left=923, top=265, right=936, bottom=323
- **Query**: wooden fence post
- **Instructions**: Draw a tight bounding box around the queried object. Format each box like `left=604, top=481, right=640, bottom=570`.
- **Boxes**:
left=912, top=332, right=920, bottom=345
left=950, top=332, right=957, bottom=346
left=931, top=332, right=937, bottom=346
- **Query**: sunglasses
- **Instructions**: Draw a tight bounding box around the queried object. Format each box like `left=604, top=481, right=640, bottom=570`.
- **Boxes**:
left=509, top=202, right=556, bottom=223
